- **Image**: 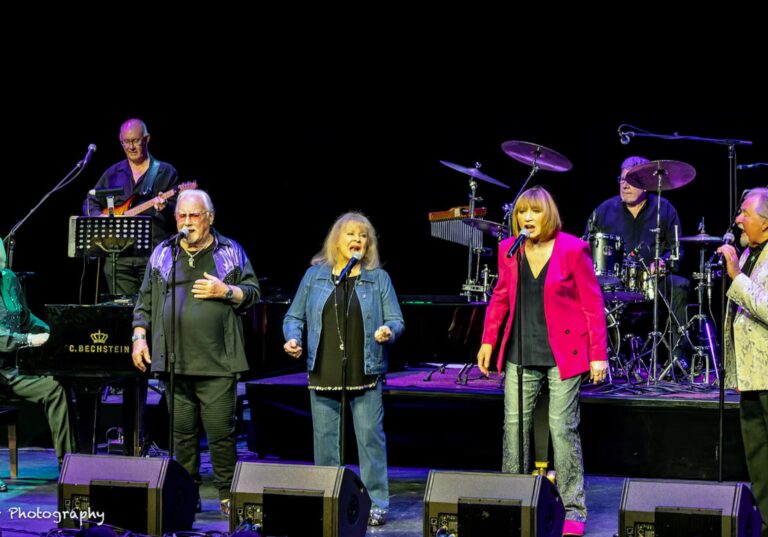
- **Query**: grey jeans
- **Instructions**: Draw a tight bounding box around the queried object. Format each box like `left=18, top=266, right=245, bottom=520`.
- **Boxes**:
left=503, top=362, right=586, bottom=522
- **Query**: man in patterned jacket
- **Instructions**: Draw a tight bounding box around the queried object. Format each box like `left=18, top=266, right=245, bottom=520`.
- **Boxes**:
left=719, top=187, right=768, bottom=537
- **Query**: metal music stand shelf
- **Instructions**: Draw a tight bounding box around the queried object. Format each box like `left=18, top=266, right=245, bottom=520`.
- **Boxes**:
left=67, top=215, right=152, bottom=296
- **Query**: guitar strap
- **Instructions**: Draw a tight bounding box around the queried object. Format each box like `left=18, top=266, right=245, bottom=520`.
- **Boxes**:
left=138, top=157, right=162, bottom=198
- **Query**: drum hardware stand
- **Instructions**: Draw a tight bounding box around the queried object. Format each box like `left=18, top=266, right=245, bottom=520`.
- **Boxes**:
left=675, top=247, right=720, bottom=386
left=593, top=302, right=648, bottom=394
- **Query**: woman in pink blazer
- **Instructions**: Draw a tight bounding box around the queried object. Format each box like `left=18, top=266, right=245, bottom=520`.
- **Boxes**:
left=477, top=187, right=608, bottom=537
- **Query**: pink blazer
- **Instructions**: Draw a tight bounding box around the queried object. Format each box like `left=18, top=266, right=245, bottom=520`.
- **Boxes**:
left=481, top=231, right=607, bottom=379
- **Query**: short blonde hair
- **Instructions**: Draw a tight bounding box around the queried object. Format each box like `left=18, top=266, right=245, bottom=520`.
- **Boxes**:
left=511, top=186, right=562, bottom=241
left=311, top=212, right=381, bottom=270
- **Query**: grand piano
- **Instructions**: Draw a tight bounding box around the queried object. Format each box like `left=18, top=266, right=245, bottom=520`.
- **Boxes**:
left=16, top=303, right=144, bottom=455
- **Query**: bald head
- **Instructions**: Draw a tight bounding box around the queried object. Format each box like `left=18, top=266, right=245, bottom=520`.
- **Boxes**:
left=120, top=119, right=148, bottom=137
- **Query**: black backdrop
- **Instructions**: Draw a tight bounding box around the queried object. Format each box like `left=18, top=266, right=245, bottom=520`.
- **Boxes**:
left=2, top=96, right=767, bottom=313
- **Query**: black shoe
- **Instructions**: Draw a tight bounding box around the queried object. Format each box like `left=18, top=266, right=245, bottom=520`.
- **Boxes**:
left=0, top=479, right=7, bottom=492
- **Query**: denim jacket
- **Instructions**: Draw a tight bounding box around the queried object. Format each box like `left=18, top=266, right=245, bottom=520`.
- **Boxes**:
left=283, top=264, right=404, bottom=375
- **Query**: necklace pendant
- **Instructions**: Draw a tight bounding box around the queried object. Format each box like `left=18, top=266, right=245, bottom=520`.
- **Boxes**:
left=339, top=343, right=344, bottom=351
left=188, top=257, right=195, bottom=268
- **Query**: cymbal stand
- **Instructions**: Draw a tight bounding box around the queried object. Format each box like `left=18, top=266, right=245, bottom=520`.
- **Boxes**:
left=632, top=254, right=693, bottom=384
left=461, top=168, right=486, bottom=301
left=503, top=160, right=541, bottom=235
left=677, top=247, right=720, bottom=385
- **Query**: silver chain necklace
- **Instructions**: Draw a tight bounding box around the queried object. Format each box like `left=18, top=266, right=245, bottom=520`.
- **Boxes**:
left=332, top=278, right=355, bottom=352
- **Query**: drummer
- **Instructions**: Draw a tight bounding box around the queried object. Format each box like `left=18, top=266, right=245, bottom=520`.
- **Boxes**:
left=586, top=156, right=691, bottom=367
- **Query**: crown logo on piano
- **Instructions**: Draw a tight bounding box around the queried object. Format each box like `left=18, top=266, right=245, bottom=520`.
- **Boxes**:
left=90, top=330, right=109, bottom=344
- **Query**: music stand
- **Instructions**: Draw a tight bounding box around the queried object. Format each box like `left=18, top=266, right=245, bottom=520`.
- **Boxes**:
left=68, top=216, right=152, bottom=297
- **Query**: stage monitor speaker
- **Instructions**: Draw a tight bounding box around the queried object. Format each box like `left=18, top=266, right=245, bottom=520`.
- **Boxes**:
left=230, top=462, right=371, bottom=536
left=58, top=454, right=196, bottom=535
left=619, top=478, right=762, bottom=537
left=423, top=470, right=565, bottom=537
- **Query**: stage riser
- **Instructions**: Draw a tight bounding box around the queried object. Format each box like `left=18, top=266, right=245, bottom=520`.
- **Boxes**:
left=246, top=383, right=749, bottom=481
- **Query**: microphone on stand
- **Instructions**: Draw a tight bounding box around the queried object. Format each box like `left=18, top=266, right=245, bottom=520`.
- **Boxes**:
left=89, top=187, right=124, bottom=197
left=164, top=226, right=189, bottom=246
left=506, top=229, right=531, bottom=258
left=77, top=144, right=97, bottom=168
left=736, top=162, right=768, bottom=170
left=335, top=252, right=363, bottom=285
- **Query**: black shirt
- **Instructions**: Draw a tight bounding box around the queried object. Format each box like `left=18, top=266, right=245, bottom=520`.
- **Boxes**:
left=506, top=255, right=556, bottom=367
left=83, top=156, right=180, bottom=246
left=587, top=194, right=684, bottom=270
left=310, top=276, right=378, bottom=390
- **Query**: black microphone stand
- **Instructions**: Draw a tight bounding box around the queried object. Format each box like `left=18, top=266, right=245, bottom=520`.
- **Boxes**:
left=515, top=247, right=525, bottom=474
left=167, top=239, right=181, bottom=458
left=617, top=124, right=752, bottom=483
left=338, top=276, right=352, bottom=466
left=3, top=154, right=92, bottom=270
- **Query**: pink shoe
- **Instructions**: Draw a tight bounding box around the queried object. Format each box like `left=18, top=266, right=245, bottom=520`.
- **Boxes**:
left=563, top=519, right=585, bottom=536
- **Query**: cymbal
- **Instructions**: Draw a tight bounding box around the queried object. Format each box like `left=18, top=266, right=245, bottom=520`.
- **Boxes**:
left=623, top=160, right=696, bottom=191
left=501, top=141, right=573, bottom=172
left=679, top=233, right=723, bottom=243
left=439, top=160, right=509, bottom=189
left=463, top=218, right=509, bottom=237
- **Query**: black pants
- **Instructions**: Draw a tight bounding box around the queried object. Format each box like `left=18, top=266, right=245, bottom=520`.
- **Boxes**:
left=171, top=375, right=238, bottom=499
left=103, top=256, right=149, bottom=296
left=1, top=371, right=76, bottom=459
left=740, top=390, right=768, bottom=537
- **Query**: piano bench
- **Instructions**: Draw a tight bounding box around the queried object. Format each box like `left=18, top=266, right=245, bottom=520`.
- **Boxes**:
left=0, top=406, right=18, bottom=479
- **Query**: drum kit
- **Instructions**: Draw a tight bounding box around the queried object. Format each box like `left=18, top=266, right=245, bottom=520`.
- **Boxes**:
left=594, top=160, right=725, bottom=387
left=439, top=142, right=572, bottom=302
left=440, top=145, right=720, bottom=387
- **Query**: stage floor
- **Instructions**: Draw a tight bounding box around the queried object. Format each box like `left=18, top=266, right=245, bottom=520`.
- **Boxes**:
left=246, top=367, right=748, bottom=481
left=0, top=445, right=656, bottom=537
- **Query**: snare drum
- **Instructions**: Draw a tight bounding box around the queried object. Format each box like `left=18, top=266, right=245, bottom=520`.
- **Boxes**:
left=589, top=233, right=624, bottom=287
left=620, top=259, right=654, bottom=302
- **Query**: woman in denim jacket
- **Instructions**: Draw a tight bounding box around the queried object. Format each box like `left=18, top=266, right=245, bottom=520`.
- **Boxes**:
left=283, top=212, right=404, bottom=526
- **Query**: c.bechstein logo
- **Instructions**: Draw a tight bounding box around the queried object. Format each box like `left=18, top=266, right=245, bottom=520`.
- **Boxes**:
left=66, top=330, right=129, bottom=354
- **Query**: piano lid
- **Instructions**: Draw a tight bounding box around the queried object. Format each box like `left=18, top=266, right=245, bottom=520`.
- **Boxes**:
left=17, top=303, right=140, bottom=378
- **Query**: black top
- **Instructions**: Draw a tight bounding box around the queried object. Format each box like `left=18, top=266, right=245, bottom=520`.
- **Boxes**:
left=83, top=156, right=180, bottom=246
left=162, top=243, right=235, bottom=377
left=587, top=193, right=684, bottom=270
left=506, top=255, right=556, bottom=367
left=310, top=276, right=378, bottom=390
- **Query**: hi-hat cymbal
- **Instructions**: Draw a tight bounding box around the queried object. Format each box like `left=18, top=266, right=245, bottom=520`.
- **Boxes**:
left=623, top=160, right=696, bottom=191
left=463, top=218, right=509, bottom=237
left=439, top=160, right=509, bottom=189
left=501, top=141, right=573, bottom=172
left=679, top=233, right=723, bottom=243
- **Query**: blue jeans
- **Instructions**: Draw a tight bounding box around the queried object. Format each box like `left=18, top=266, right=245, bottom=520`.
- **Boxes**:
left=309, top=383, right=389, bottom=511
left=503, top=362, right=586, bottom=522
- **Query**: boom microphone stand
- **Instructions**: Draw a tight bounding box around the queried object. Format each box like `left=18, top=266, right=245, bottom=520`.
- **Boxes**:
left=618, top=124, right=753, bottom=481
left=3, top=145, right=96, bottom=269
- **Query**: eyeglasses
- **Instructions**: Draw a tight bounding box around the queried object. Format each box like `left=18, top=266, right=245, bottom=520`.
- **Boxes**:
left=175, top=212, right=208, bottom=222
left=119, top=136, right=147, bottom=148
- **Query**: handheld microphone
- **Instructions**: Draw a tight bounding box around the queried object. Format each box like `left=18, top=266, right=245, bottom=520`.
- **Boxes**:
left=78, top=144, right=97, bottom=168
left=335, top=252, right=363, bottom=285
left=88, top=187, right=123, bottom=197
left=506, top=229, right=530, bottom=258
left=736, top=162, right=768, bottom=170
left=164, top=226, right=189, bottom=245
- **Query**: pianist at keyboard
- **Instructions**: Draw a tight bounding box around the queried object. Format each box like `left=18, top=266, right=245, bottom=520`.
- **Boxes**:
left=0, top=239, right=76, bottom=492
